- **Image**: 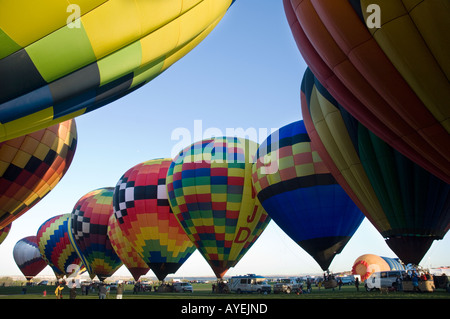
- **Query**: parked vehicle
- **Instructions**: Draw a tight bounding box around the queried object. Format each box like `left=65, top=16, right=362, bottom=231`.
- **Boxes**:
left=229, top=274, right=271, bottom=294
left=273, top=278, right=302, bottom=294
left=337, top=276, right=356, bottom=285
left=173, top=282, right=193, bottom=293
left=365, top=270, right=406, bottom=291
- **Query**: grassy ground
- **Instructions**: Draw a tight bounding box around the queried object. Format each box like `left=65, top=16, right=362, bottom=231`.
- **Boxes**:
left=0, top=283, right=448, bottom=299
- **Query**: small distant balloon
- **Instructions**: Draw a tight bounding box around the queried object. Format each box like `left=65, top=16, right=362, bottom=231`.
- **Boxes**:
left=13, top=236, right=47, bottom=281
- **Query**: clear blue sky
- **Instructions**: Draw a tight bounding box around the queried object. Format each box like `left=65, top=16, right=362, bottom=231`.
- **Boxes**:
left=1, top=0, right=448, bottom=279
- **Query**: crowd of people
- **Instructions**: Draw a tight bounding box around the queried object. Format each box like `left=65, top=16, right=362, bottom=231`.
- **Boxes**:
left=54, top=279, right=125, bottom=299
left=49, top=270, right=448, bottom=298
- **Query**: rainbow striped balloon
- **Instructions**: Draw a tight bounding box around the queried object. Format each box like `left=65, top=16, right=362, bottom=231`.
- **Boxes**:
left=113, top=158, right=195, bottom=281
left=167, top=137, right=271, bottom=278
left=36, top=214, right=84, bottom=278
left=13, top=236, right=47, bottom=281
left=69, top=187, right=122, bottom=281
left=107, top=213, right=149, bottom=281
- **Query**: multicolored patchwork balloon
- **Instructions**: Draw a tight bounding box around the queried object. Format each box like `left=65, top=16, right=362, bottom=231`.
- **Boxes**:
left=0, top=119, right=77, bottom=229
left=167, top=137, right=271, bottom=278
left=36, top=214, right=84, bottom=278
left=113, top=159, right=195, bottom=281
left=301, top=67, right=450, bottom=265
left=107, top=213, right=149, bottom=281
left=69, top=187, right=122, bottom=281
left=0, top=0, right=236, bottom=141
left=252, top=120, right=364, bottom=271
left=13, top=236, right=47, bottom=281
left=284, top=0, right=450, bottom=183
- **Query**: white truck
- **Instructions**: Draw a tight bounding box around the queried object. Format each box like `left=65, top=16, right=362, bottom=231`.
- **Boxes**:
left=365, top=270, right=406, bottom=291
left=273, top=278, right=302, bottom=294
left=229, top=274, right=272, bottom=294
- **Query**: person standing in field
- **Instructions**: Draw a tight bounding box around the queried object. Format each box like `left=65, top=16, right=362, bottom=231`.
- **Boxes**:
left=70, top=280, right=77, bottom=299
left=116, top=282, right=124, bottom=299
left=98, top=283, right=107, bottom=299
left=55, top=281, right=64, bottom=299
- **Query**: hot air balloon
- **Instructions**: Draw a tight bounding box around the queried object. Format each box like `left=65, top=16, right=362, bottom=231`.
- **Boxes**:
left=107, top=213, right=149, bottom=281
left=301, top=67, right=450, bottom=265
left=0, top=0, right=236, bottom=142
left=284, top=0, right=450, bottom=184
left=0, top=223, right=11, bottom=245
left=69, top=187, right=122, bottom=281
left=166, top=137, right=271, bottom=279
left=112, top=159, right=195, bottom=281
left=252, top=120, right=364, bottom=271
left=36, top=214, right=85, bottom=278
left=13, top=236, right=48, bottom=281
left=0, top=119, right=77, bottom=228
left=352, top=254, right=404, bottom=281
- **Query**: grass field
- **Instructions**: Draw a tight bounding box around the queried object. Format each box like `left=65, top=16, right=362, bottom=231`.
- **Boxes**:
left=1, top=283, right=448, bottom=300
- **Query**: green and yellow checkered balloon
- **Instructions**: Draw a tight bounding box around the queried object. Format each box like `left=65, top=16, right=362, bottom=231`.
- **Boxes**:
left=167, top=137, right=271, bottom=279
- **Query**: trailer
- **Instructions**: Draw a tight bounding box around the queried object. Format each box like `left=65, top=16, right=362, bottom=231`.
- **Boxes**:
left=229, top=274, right=271, bottom=294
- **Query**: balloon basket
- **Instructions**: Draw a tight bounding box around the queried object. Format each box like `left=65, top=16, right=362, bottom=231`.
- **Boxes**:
left=323, top=280, right=337, bottom=289
left=157, top=284, right=173, bottom=293
left=212, top=281, right=230, bottom=294
left=402, top=280, right=435, bottom=292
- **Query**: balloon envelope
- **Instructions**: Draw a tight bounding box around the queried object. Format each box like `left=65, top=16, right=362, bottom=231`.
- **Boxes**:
left=69, top=187, right=122, bottom=281
left=252, top=120, right=364, bottom=271
left=0, top=119, right=77, bottom=228
left=0, top=0, right=236, bottom=141
left=113, top=159, right=195, bottom=281
left=167, top=137, right=271, bottom=278
left=284, top=0, right=450, bottom=183
left=13, top=236, right=47, bottom=280
left=107, top=214, right=149, bottom=281
left=301, top=67, right=450, bottom=265
left=36, top=214, right=84, bottom=278
left=352, top=254, right=405, bottom=281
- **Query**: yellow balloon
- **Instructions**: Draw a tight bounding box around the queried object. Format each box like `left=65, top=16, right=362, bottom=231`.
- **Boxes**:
left=0, top=0, right=235, bottom=141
